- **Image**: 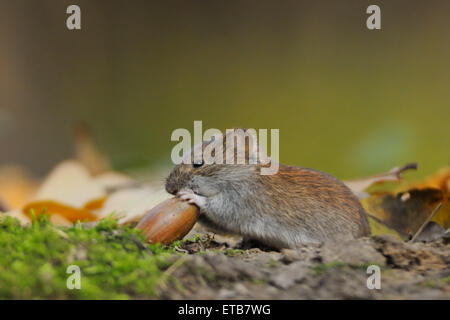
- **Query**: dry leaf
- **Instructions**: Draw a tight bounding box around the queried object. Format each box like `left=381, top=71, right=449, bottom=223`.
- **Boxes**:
left=400, top=166, right=450, bottom=194
left=32, top=160, right=106, bottom=208
left=74, top=122, right=111, bottom=176
left=9, top=159, right=172, bottom=226
left=344, top=162, right=417, bottom=198
left=367, top=215, right=402, bottom=240
left=361, top=166, right=450, bottom=239
left=23, top=200, right=98, bottom=223
left=98, top=187, right=172, bottom=224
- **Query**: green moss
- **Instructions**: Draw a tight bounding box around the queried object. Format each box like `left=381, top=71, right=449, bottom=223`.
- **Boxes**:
left=310, top=261, right=347, bottom=275
left=184, top=234, right=205, bottom=243
left=170, top=233, right=207, bottom=249
left=0, top=214, right=175, bottom=299
left=251, top=278, right=267, bottom=285
left=267, top=258, right=278, bottom=268
left=422, top=275, right=450, bottom=289
left=355, top=262, right=386, bottom=270
left=222, top=249, right=246, bottom=257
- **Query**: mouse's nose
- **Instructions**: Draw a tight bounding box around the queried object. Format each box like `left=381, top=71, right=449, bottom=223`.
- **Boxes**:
left=165, top=181, right=178, bottom=195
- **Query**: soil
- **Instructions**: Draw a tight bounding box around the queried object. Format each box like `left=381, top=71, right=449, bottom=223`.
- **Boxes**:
left=158, top=230, right=450, bottom=299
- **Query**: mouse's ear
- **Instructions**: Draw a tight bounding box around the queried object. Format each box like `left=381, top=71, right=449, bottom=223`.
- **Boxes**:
left=223, top=128, right=260, bottom=165
left=202, top=130, right=224, bottom=165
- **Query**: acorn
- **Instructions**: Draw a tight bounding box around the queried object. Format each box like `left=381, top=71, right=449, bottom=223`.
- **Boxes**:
left=136, top=197, right=199, bottom=245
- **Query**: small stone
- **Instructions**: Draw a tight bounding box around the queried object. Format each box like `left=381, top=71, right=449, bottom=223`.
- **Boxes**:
left=280, top=244, right=320, bottom=264
left=281, top=249, right=301, bottom=263
left=233, top=283, right=249, bottom=295
left=321, top=239, right=386, bottom=267
left=217, top=288, right=236, bottom=299
left=269, top=261, right=308, bottom=289
left=415, top=222, right=446, bottom=243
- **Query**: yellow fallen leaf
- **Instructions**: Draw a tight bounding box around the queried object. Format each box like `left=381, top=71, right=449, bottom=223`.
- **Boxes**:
left=83, top=197, right=107, bottom=211
left=367, top=215, right=402, bottom=240
left=23, top=200, right=97, bottom=222
left=399, top=166, right=450, bottom=194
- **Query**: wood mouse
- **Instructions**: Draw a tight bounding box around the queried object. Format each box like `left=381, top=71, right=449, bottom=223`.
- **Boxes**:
left=165, top=128, right=370, bottom=249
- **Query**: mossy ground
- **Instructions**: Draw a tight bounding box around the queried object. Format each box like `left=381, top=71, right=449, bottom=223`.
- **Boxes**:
left=1, top=214, right=449, bottom=300
left=0, top=214, right=176, bottom=299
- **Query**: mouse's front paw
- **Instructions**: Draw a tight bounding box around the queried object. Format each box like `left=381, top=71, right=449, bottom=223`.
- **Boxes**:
left=177, top=189, right=207, bottom=208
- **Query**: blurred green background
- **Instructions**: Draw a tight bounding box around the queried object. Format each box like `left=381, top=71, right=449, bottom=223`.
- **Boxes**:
left=0, top=0, right=449, bottom=179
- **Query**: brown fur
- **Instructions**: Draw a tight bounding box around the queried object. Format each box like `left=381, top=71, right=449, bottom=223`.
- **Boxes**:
left=259, top=164, right=370, bottom=239
left=166, top=128, right=371, bottom=248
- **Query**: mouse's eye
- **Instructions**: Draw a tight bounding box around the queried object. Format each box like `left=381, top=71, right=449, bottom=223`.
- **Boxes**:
left=193, top=160, right=204, bottom=168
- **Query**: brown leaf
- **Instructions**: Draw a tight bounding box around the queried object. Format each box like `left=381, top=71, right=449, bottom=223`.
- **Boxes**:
left=74, top=122, right=111, bottom=176
left=344, top=162, right=417, bottom=198
left=362, top=188, right=449, bottom=239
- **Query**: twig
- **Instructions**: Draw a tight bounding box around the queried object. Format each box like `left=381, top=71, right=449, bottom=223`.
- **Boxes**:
left=410, top=202, right=443, bottom=243
left=51, top=226, right=69, bottom=239
left=391, top=162, right=418, bottom=177
left=174, top=245, right=189, bottom=254
left=157, top=256, right=188, bottom=291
